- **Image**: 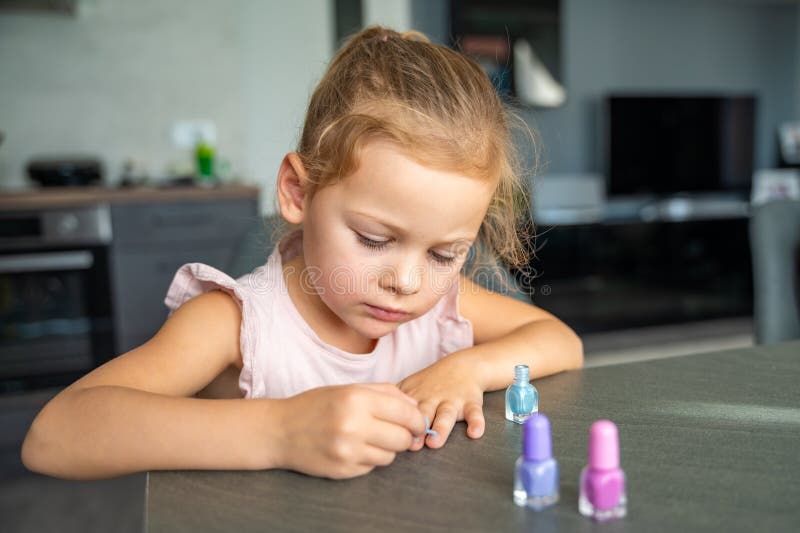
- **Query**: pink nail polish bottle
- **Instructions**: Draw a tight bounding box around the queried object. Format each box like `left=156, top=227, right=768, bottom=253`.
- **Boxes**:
left=579, top=420, right=627, bottom=521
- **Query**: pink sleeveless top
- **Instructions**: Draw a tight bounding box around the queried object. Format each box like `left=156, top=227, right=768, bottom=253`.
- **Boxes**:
left=163, top=230, right=474, bottom=399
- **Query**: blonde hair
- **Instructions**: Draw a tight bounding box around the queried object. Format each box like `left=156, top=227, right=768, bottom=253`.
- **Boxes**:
left=281, top=26, right=536, bottom=281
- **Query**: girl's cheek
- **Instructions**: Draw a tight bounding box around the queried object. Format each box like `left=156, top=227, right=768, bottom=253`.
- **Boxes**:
left=427, top=268, right=458, bottom=298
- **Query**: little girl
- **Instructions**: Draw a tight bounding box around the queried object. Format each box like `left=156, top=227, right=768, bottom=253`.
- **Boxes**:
left=21, top=27, right=583, bottom=481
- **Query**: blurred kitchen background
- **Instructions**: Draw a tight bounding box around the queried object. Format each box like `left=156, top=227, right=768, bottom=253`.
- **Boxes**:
left=2, top=0, right=799, bottom=531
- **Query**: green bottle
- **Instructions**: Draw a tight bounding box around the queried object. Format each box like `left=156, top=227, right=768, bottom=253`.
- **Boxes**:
left=195, top=137, right=215, bottom=183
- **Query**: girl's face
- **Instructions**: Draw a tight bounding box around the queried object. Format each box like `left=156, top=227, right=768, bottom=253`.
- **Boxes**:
left=298, top=140, right=494, bottom=343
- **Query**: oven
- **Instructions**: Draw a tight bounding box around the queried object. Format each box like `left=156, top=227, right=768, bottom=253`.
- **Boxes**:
left=0, top=204, right=115, bottom=394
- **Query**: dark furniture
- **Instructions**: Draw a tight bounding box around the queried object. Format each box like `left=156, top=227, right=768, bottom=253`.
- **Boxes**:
left=145, top=340, right=800, bottom=532
left=523, top=198, right=753, bottom=334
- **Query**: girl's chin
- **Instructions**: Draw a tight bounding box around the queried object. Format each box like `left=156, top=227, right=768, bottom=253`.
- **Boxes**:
left=325, top=303, right=406, bottom=341
left=351, top=317, right=401, bottom=339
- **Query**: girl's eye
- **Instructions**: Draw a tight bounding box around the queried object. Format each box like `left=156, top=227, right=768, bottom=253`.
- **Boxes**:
left=430, top=251, right=456, bottom=265
left=356, top=232, right=390, bottom=250
left=356, top=231, right=456, bottom=264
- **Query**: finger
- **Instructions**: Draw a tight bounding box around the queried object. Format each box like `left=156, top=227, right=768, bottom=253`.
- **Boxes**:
left=409, top=413, right=434, bottom=452
left=463, top=402, right=485, bottom=439
left=365, top=419, right=415, bottom=452
left=360, top=382, right=418, bottom=406
left=426, top=402, right=458, bottom=449
left=359, top=445, right=397, bottom=468
left=367, top=390, right=426, bottom=436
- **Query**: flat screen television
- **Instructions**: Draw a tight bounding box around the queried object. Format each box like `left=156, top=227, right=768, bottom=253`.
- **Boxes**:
left=606, top=95, right=756, bottom=196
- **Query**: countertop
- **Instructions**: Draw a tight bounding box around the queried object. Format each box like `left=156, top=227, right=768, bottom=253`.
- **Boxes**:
left=0, top=184, right=260, bottom=211
left=145, top=340, right=800, bottom=532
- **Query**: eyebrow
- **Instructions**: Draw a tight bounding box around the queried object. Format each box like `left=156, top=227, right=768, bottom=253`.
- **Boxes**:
left=348, top=211, right=476, bottom=245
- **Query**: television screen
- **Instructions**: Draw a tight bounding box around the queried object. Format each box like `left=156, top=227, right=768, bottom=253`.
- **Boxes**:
left=606, top=95, right=756, bottom=196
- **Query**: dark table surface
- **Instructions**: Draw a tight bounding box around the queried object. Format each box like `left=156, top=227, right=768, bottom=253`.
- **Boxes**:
left=145, top=341, right=800, bottom=532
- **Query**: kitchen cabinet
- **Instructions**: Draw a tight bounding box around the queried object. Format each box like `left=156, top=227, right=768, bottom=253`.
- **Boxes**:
left=108, top=196, right=260, bottom=353
left=0, top=185, right=260, bottom=392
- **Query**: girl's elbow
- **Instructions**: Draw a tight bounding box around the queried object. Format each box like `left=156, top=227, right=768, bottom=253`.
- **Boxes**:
left=565, top=327, right=584, bottom=369
left=20, top=411, right=66, bottom=478
left=543, top=317, right=584, bottom=370
left=20, top=423, right=48, bottom=475
left=572, top=333, right=585, bottom=369
left=21, top=428, right=79, bottom=480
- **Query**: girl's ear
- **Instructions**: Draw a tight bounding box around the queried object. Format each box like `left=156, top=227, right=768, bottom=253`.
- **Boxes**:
left=276, top=153, right=309, bottom=224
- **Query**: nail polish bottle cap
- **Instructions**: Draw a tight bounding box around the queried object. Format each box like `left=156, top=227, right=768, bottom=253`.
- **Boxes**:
left=588, top=419, right=620, bottom=469
left=523, top=413, right=552, bottom=461
left=513, top=364, right=530, bottom=384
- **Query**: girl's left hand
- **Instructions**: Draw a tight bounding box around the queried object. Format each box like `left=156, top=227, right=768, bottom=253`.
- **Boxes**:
left=397, top=352, right=485, bottom=450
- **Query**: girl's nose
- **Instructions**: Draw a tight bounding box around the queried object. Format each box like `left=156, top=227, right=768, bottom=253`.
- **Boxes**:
left=380, top=259, right=422, bottom=295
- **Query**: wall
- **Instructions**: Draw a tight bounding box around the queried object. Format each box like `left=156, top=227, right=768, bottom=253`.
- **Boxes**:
left=1, top=0, right=795, bottom=203
left=0, top=0, right=333, bottom=212
left=363, top=0, right=411, bottom=31
left=529, top=0, right=798, bottom=176
left=797, top=4, right=800, bottom=120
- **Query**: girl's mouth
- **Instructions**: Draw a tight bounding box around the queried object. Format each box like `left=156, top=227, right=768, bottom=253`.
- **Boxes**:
left=364, top=303, right=410, bottom=322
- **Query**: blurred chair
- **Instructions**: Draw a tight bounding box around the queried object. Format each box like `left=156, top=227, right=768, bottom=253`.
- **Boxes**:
left=227, top=214, right=530, bottom=303
left=749, top=200, right=800, bottom=344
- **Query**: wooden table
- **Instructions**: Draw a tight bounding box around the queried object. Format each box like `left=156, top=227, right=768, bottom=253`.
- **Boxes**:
left=145, top=341, right=800, bottom=532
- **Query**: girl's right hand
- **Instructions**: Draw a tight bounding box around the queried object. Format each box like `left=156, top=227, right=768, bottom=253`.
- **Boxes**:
left=273, top=383, right=427, bottom=479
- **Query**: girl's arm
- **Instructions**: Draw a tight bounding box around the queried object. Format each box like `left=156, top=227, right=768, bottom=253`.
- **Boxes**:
left=21, top=291, right=425, bottom=480
left=456, top=274, right=584, bottom=388
left=21, top=291, right=275, bottom=479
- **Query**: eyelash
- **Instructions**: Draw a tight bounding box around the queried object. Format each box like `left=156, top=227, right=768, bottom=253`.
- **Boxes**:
left=355, top=233, right=457, bottom=265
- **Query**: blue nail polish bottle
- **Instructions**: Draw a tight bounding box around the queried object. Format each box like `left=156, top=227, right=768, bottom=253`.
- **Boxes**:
left=505, top=364, right=538, bottom=424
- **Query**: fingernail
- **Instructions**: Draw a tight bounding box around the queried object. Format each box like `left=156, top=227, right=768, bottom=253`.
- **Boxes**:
left=424, top=416, right=437, bottom=436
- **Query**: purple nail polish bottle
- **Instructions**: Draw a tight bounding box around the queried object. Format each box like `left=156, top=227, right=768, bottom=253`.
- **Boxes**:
left=579, top=420, right=627, bottom=521
left=513, top=413, right=559, bottom=510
